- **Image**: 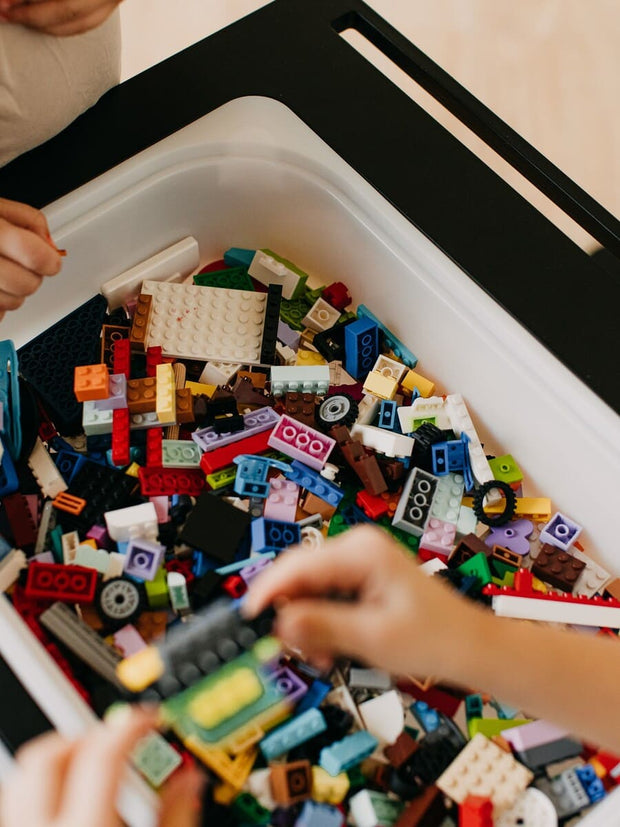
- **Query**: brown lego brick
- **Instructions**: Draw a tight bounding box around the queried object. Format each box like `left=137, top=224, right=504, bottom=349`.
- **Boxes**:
left=330, top=424, right=387, bottom=496
left=237, top=371, right=267, bottom=389
left=384, top=732, right=419, bottom=769
left=491, top=545, right=522, bottom=569
left=284, top=392, right=317, bottom=427
left=531, top=544, right=586, bottom=592
left=100, top=324, right=129, bottom=371
left=395, top=785, right=448, bottom=827
left=127, top=377, right=157, bottom=414
left=269, top=760, right=312, bottom=805
left=129, top=293, right=152, bottom=352
left=135, top=610, right=168, bottom=643
left=175, top=388, right=195, bottom=424
left=448, top=533, right=492, bottom=569
left=301, top=491, right=337, bottom=520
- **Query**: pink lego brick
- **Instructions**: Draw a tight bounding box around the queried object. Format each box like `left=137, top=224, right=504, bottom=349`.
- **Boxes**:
left=264, top=476, right=300, bottom=522
left=420, top=518, right=456, bottom=557
left=502, top=720, right=570, bottom=753
left=268, top=414, right=335, bottom=471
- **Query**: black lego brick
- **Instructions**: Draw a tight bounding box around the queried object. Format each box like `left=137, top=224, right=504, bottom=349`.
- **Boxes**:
left=179, top=492, right=252, bottom=564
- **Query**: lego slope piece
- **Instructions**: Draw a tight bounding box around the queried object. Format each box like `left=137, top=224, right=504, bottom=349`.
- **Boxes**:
left=140, top=280, right=281, bottom=365
left=437, top=733, right=533, bottom=810
left=248, top=249, right=307, bottom=300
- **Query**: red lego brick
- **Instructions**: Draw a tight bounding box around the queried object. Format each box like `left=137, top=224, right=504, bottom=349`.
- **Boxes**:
left=146, top=345, right=164, bottom=378
left=395, top=679, right=463, bottom=718
left=199, top=430, right=272, bottom=475
left=25, top=562, right=98, bottom=603
left=146, top=428, right=163, bottom=467
left=356, top=489, right=389, bottom=520
left=138, top=466, right=206, bottom=497
left=164, top=558, right=195, bottom=587
left=112, top=408, right=131, bottom=466
left=322, top=282, right=351, bottom=311
left=221, top=574, right=247, bottom=599
left=112, top=337, right=131, bottom=379
left=3, top=492, right=37, bottom=547
left=459, top=795, right=493, bottom=827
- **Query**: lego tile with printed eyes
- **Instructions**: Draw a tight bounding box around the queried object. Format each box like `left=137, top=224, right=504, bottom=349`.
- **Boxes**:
left=268, top=415, right=335, bottom=471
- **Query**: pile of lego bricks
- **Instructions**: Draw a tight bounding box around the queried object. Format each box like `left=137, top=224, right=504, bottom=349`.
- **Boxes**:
left=1, top=244, right=619, bottom=826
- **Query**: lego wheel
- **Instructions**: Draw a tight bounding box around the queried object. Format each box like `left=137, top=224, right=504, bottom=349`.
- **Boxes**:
left=96, top=576, right=145, bottom=628
left=472, top=480, right=517, bottom=527
left=317, top=393, right=358, bottom=430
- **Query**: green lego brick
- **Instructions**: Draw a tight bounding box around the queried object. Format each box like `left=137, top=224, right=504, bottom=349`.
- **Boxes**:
left=133, top=731, right=182, bottom=788
left=231, top=792, right=271, bottom=825
left=280, top=296, right=312, bottom=330
left=304, top=284, right=325, bottom=303
left=194, top=267, right=254, bottom=291
left=162, top=439, right=202, bottom=468
left=346, top=765, right=367, bottom=790
left=207, top=465, right=237, bottom=490
left=50, top=524, right=64, bottom=563
left=467, top=717, right=533, bottom=740
left=145, top=566, right=169, bottom=609
left=457, top=552, right=492, bottom=587
left=379, top=517, right=420, bottom=554
left=412, top=416, right=436, bottom=430
left=488, top=454, right=523, bottom=486
left=491, top=571, right=516, bottom=589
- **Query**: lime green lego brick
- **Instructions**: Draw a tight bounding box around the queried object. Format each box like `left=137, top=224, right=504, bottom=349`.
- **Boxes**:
left=492, top=559, right=519, bottom=580
left=304, top=285, right=325, bottom=303
left=467, top=717, right=533, bottom=740
left=194, top=267, right=254, bottom=291
left=262, top=249, right=308, bottom=300
left=457, top=552, right=492, bottom=587
left=488, top=454, right=523, bottom=486
left=412, top=416, right=436, bottom=430
left=231, top=792, right=271, bottom=825
left=132, top=730, right=182, bottom=788
left=145, top=566, right=169, bottom=609
left=207, top=465, right=237, bottom=490
left=338, top=310, right=357, bottom=324
left=492, top=571, right=516, bottom=589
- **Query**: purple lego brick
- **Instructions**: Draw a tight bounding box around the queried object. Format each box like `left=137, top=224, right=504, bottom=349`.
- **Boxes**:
left=268, top=414, right=335, bottom=471
left=540, top=512, right=582, bottom=551
left=264, top=476, right=300, bottom=522
left=485, top=519, right=533, bottom=556
left=86, top=524, right=112, bottom=549
left=502, top=720, right=570, bottom=752
left=269, top=666, right=309, bottom=705
left=123, top=538, right=165, bottom=581
left=277, top=320, right=301, bottom=351
left=93, top=374, right=127, bottom=411
left=192, top=406, right=280, bottom=452
left=240, top=555, right=274, bottom=585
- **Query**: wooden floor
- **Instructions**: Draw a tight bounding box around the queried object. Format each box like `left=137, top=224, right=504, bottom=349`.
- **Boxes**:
left=120, top=0, right=620, bottom=250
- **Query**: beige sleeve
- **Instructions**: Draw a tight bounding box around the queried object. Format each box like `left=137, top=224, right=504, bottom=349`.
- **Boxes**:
left=0, top=10, right=121, bottom=169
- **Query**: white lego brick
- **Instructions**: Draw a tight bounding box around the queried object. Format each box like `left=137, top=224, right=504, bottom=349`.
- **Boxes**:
left=198, top=361, right=243, bottom=386
left=101, top=236, right=199, bottom=310
left=141, top=280, right=272, bottom=364
left=276, top=342, right=297, bottom=365
left=302, top=297, right=340, bottom=332
left=491, top=594, right=620, bottom=628
left=0, top=549, right=26, bottom=592
left=495, top=788, right=558, bottom=827
left=82, top=401, right=113, bottom=435
left=248, top=249, right=303, bottom=300
left=246, top=768, right=277, bottom=811
left=61, top=530, right=81, bottom=564
left=348, top=668, right=392, bottom=691
left=104, top=552, right=126, bottom=581
left=456, top=505, right=478, bottom=538
left=104, top=503, right=158, bottom=542
left=355, top=393, right=381, bottom=426
left=28, top=438, right=68, bottom=499
left=437, top=733, right=533, bottom=810
left=419, top=557, right=449, bottom=576
left=371, top=354, right=408, bottom=384
left=130, top=411, right=175, bottom=431
left=351, top=423, right=415, bottom=458
left=300, top=525, right=325, bottom=551
left=444, top=394, right=496, bottom=496
left=358, top=690, right=404, bottom=746
left=349, top=790, right=404, bottom=827
left=397, top=395, right=450, bottom=433
left=570, top=548, right=612, bottom=598
left=270, top=365, right=330, bottom=395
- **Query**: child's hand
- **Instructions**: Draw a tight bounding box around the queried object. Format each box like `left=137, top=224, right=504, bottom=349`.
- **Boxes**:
left=0, top=708, right=204, bottom=827
left=244, top=525, right=482, bottom=678
left=0, top=198, right=62, bottom=322
left=0, top=0, right=119, bottom=36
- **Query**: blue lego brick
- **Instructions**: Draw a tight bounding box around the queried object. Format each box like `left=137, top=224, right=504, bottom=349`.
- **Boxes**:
left=251, top=518, right=301, bottom=554
left=295, top=801, right=343, bottom=827
left=0, top=444, right=19, bottom=497
left=191, top=551, right=219, bottom=578
left=410, top=701, right=441, bottom=734
left=18, top=295, right=108, bottom=435
left=295, top=679, right=332, bottom=714
left=344, top=317, right=379, bottom=380
left=285, top=460, right=344, bottom=508
left=357, top=305, right=418, bottom=368
left=575, top=764, right=606, bottom=804
left=378, top=400, right=401, bottom=433
left=223, top=247, right=256, bottom=269
left=233, top=454, right=292, bottom=499
left=260, top=708, right=327, bottom=761
left=319, top=731, right=379, bottom=776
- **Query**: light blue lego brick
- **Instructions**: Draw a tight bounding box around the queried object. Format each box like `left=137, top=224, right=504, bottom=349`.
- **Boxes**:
left=162, top=440, right=202, bottom=468
left=429, top=472, right=465, bottom=525
left=215, top=551, right=275, bottom=576
left=319, top=730, right=379, bottom=777
left=251, top=517, right=301, bottom=554
left=410, top=701, right=441, bottom=733
left=284, top=460, right=344, bottom=508
left=260, top=708, right=327, bottom=761
left=295, top=801, right=343, bottom=827
left=295, top=679, right=332, bottom=714
left=357, top=305, right=418, bottom=368
left=224, top=247, right=256, bottom=269
left=378, top=400, right=401, bottom=433
left=233, top=454, right=292, bottom=499
left=344, top=317, right=379, bottom=380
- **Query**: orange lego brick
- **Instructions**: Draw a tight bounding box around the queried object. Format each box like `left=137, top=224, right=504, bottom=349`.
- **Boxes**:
left=127, top=377, right=157, bottom=415
left=52, top=492, right=87, bottom=515
left=130, top=293, right=152, bottom=352
left=175, top=388, right=195, bottom=424
left=74, top=364, right=110, bottom=402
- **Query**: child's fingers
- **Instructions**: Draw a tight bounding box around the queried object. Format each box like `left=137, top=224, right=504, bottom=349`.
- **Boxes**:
left=0, top=287, right=26, bottom=312
left=243, top=525, right=385, bottom=617
left=0, top=257, right=43, bottom=298
left=30, top=4, right=113, bottom=35
left=0, top=198, right=50, bottom=239
left=159, top=766, right=205, bottom=827
left=0, top=221, right=61, bottom=277
left=62, top=709, right=157, bottom=825
left=5, top=0, right=116, bottom=32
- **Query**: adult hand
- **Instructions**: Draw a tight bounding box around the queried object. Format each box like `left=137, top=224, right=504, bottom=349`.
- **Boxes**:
left=0, top=0, right=120, bottom=37
left=0, top=197, right=62, bottom=322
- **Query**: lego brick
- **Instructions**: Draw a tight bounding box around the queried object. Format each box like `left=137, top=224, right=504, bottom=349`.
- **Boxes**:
left=0, top=549, right=27, bottom=592
left=127, top=377, right=157, bottom=415
left=535, top=769, right=590, bottom=819
left=111, top=407, right=131, bottom=466
left=516, top=737, right=584, bottom=772
left=401, top=368, right=434, bottom=398
left=161, top=439, right=201, bottom=468
left=489, top=590, right=620, bottom=627
left=200, top=431, right=273, bottom=475
left=82, top=400, right=113, bottom=435
left=302, top=297, right=340, bottom=334
left=100, top=324, right=129, bottom=371
left=180, top=492, right=252, bottom=562
left=351, top=423, right=415, bottom=459
left=93, top=373, right=128, bottom=411
left=531, top=544, right=586, bottom=592
left=105, top=502, right=158, bottom=542
left=248, top=248, right=307, bottom=300
left=394, top=785, right=448, bottom=827
left=392, top=468, right=438, bottom=537
left=502, top=720, right=570, bottom=753
left=192, top=407, right=280, bottom=453
left=132, top=730, right=183, bottom=788
left=251, top=518, right=301, bottom=554
left=487, top=454, right=523, bottom=487
left=344, top=317, right=380, bottom=380
left=263, top=477, right=300, bottom=522
left=362, top=370, right=399, bottom=401
left=3, top=493, right=37, bottom=548
left=371, top=354, right=408, bottom=385
left=155, top=363, right=176, bottom=423
left=295, top=801, right=343, bottom=827
left=444, top=394, right=495, bottom=493
left=296, top=349, right=326, bottom=367
left=138, top=466, right=206, bottom=497
left=199, top=360, right=242, bottom=386
left=349, top=789, right=404, bottom=827
left=260, top=709, right=327, bottom=761
left=74, top=363, right=109, bottom=402
left=571, top=547, right=612, bottom=598
left=311, top=766, right=350, bottom=805
left=429, top=473, right=464, bottom=524
left=129, top=293, right=152, bottom=352
left=231, top=792, right=271, bottom=825
left=436, top=733, right=532, bottom=810
left=26, top=562, right=97, bottom=603
left=461, top=496, right=552, bottom=522
left=39, top=601, right=124, bottom=688
left=145, top=345, right=164, bottom=378
left=140, top=280, right=280, bottom=365
left=540, top=511, right=582, bottom=551
left=319, top=731, right=379, bottom=777
left=270, top=760, right=313, bottom=805
left=494, top=788, right=558, bottom=827
left=194, top=265, right=254, bottom=291
left=397, top=396, right=450, bottom=434
left=284, top=460, right=344, bottom=508
left=270, top=365, right=330, bottom=397
left=124, top=539, right=166, bottom=581
left=268, top=415, right=335, bottom=471
left=357, top=305, right=417, bottom=368
left=359, top=690, right=404, bottom=745
left=284, top=392, right=317, bottom=427
left=74, top=545, right=110, bottom=573
left=112, top=337, right=131, bottom=378
left=18, top=295, right=108, bottom=434
left=27, top=437, right=67, bottom=499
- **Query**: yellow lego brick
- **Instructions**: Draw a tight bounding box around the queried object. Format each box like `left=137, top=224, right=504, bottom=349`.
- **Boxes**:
left=213, top=781, right=239, bottom=805
left=185, top=381, right=216, bottom=398
left=462, top=496, right=552, bottom=522
left=79, top=538, right=98, bottom=549
left=311, top=765, right=350, bottom=804
left=189, top=668, right=263, bottom=729
left=362, top=370, right=398, bottom=400
left=402, top=369, right=435, bottom=398
left=156, top=363, right=176, bottom=423
left=183, top=739, right=257, bottom=789
left=296, top=348, right=326, bottom=367
left=125, top=462, right=141, bottom=478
